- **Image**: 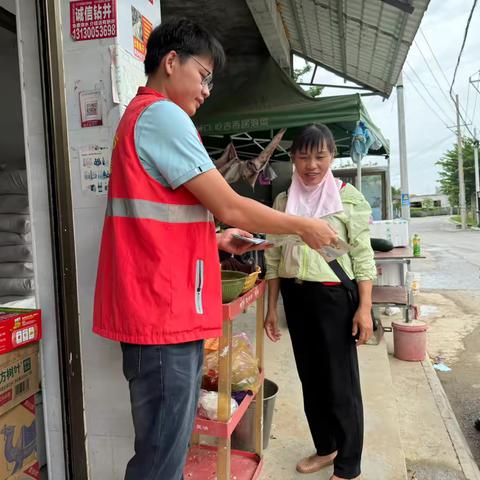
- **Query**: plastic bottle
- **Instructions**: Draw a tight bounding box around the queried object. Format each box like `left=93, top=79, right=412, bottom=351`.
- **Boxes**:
left=412, top=234, right=421, bottom=257
left=406, top=271, right=420, bottom=296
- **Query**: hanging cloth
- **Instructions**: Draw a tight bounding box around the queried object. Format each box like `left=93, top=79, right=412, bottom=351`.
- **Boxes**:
left=241, top=129, right=286, bottom=188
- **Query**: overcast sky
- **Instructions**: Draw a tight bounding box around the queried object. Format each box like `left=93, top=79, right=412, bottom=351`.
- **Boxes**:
left=300, top=1, right=480, bottom=195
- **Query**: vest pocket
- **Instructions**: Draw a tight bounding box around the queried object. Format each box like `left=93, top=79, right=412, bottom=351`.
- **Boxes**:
left=195, top=259, right=204, bottom=314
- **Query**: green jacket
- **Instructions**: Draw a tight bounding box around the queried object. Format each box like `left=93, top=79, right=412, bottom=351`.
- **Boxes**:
left=265, top=183, right=376, bottom=283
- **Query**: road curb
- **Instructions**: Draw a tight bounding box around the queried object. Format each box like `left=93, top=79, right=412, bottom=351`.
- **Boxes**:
left=422, top=359, right=480, bottom=480
left=449, top=218, right=480, bottom=230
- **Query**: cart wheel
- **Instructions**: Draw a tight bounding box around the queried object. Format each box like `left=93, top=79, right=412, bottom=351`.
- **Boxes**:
left=475, top=418, right=480, bottom=431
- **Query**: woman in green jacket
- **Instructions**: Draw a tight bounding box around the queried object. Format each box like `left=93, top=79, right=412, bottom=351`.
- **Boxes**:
left=264, top=124, right=376, bottom=480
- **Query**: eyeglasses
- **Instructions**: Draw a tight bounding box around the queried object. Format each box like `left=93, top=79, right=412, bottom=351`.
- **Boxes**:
left=192, top=57, right=214, bottom=91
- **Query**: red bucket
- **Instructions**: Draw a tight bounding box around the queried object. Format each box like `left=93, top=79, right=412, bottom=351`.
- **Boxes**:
left=392, top=320, right=428, bottom=362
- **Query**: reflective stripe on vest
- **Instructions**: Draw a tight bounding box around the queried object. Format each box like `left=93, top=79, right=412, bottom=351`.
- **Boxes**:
left=106, top=198, right=214, bottom=223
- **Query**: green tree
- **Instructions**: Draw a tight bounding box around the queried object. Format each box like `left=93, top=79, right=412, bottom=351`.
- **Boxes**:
left=391, top=186, right=401, bottom=197
left=391, top=186, right=401, bottom=213
left=293, top=64, right=323, bottom=98
left=436, top=137, right=476, bottom=207
left=423, top=198, right=434, bottom=209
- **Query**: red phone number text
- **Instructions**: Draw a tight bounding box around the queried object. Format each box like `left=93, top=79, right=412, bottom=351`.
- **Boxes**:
left=72, top=23, right=116, bottom=41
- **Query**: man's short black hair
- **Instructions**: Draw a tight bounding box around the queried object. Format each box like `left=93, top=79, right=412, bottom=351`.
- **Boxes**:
left=144, top=18, right=225, bottom=76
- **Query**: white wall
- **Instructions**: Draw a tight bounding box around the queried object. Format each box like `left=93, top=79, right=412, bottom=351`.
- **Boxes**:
left=15, top=1, right=66, bottom=478
left=60, top=1, right=160, bottom=477
left=0, top=24, right=25, bottom=170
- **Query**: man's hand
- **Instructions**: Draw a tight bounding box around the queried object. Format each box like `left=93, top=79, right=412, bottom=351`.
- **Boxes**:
left=217, top=228, right=271, bottom=255
left=264, top=309, right=282, bottom=342
left=298, top=218, right=338, bottom=250
left=352, top=306, right=373, bottom=346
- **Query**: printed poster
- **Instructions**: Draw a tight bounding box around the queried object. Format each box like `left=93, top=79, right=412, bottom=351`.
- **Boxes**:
left=70, top=0, right=117, bottom=41
left=79, top=145, right=111, bottom=196
left=79, top=90, right=103, bottom=127
left=132, top=5, right=153, bottom=61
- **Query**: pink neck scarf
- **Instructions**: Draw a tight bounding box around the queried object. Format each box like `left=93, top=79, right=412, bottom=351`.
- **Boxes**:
left=285, top=169, right=344, bottom=218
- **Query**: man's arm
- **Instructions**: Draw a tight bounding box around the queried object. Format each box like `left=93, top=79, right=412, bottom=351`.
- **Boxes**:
left=184, top=169, right=337, bottom=250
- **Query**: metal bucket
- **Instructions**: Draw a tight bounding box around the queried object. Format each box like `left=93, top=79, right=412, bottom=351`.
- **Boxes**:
left=231, top=378, right=278, bottom=451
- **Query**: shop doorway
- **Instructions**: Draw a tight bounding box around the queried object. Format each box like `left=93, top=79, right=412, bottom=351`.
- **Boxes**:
left=0, top=1, right=88, bottom=478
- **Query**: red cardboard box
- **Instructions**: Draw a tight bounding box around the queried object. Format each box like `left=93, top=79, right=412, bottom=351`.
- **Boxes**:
left=0, top=310, right=41, bottom=355
left=0, top=396, right=39, bottom=480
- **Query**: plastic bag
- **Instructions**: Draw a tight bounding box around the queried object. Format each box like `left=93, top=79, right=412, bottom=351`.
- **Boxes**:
left=197, top=389, right=238, bottom=420
left=203, top=333, right=260, bottom=393
left=0, top=171, right=28, bottom=195
left=0, top=278, right=34, bottom=295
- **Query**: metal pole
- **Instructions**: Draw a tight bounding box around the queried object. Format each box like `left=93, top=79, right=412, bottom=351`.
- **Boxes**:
left=356, top=162, right=362, bottom=192
left=386, top=155, right=393, bottom=219
left=396, top=71, right=410, bottom=220
left=455, top=94, right=467, bottom=229
left=474, top=128, right=480, bottom=226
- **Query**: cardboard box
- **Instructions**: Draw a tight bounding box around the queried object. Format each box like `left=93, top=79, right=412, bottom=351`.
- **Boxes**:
left=0, top=345, right=40, bottom=417
left=0, top=396, right=39, bottom=480
left=0, top=310, right=41, bottom=355
left=374, top=263, right=405, bottom=286
left=369, top=220, right=409, bottom=247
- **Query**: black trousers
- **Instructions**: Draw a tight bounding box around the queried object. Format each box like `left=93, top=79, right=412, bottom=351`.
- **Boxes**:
left=280, top=279, right=363, bottom=479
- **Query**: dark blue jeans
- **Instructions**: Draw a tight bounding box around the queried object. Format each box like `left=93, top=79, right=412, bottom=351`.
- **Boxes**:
left=121, top=341, right=204, bottom=480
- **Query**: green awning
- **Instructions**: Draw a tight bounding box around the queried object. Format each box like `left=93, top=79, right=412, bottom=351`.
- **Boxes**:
left=195, top=58, right=389, bottom=158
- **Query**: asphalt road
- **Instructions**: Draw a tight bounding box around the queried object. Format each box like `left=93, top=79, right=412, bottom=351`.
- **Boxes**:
left=409, top=216, right=480, bottom=291
left=409, top=216, right=480, bottom=465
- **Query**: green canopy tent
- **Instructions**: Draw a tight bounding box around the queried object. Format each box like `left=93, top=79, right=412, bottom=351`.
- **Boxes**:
left=194, top=57, right=390, bottom=160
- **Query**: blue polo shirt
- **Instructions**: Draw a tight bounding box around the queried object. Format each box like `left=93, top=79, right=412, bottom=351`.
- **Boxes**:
left=134, top=100, right=215, bottom=188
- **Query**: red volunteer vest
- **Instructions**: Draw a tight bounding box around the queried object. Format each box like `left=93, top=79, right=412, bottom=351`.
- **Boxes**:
left=93, top=87, right=222, bottom=344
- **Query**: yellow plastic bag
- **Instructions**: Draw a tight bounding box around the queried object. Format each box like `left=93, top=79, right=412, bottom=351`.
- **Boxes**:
left=203, top=333, right=260, bottom=393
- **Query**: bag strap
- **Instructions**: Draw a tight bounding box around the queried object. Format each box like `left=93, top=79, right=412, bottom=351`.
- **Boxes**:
left=329, top=258, right=379, bottom=332
left=328, top=259, right=356, bottom=291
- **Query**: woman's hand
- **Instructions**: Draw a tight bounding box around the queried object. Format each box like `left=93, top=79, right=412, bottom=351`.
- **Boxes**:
left=352, top=306, right=373, bottom=346
left=264, top=309, right=282, bottom=342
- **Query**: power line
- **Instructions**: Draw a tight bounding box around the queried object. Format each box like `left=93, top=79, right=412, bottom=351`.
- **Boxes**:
left=466, top=81, right=471, bottom=119
left=405, top=62, right=455, bottom=125
left=403, top=70, right=451, bottom=129
left=450, top=0, right=478, bottom=95
left=472, top=72, right=480, bottom=123
left=411, top=134, right=454, bottom=158
left=413, top=39, right=455, bottom=115
left=419, top=27, right=450, bottom=90
left=417, top=27, right=473, bottom=129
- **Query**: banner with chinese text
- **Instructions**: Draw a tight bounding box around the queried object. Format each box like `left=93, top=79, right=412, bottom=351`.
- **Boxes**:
left=70, top=0, right=116, bottom=41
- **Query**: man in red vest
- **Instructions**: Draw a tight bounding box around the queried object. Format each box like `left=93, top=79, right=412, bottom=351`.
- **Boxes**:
left=94, top=18, right=338, bottom=480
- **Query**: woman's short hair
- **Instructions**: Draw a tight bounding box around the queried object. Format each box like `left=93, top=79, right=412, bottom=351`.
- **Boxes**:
left=144, top=18, right=226, bottom=75
left=290, top=124, right=336, bottom=157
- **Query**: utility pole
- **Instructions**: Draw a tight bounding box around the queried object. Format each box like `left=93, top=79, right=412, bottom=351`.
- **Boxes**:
left=455, top=94, right=467, bottom=229
left=386, top=155, right=393, bottom=219
left=396, top=71, right=410, bottom=220
left=356, top=162, right=362, bottom=193
left=474, top=128, right=480, bottom=226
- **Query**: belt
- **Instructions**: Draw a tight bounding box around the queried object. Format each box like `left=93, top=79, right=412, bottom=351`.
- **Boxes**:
left=293, top=278, right=341, bottom=286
